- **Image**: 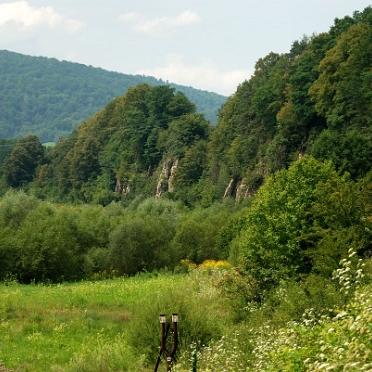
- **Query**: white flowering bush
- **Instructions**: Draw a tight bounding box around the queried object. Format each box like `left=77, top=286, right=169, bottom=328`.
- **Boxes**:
left=172, top=252, right=372, bottom=372
left=332, top=249, right=366, bottom=298
left=173, top=330, right=251, bottom=372
left=251, top=252, right=372, bottom=371
left=264, top=286, right=372, bottom=371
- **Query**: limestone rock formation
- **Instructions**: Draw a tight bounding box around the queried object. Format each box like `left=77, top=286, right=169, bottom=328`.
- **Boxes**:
left=156, top=158, right=179, bottom=198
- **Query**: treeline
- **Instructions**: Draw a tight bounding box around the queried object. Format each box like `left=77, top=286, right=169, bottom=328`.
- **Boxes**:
left=0, top=50, right=225, bottom=141
left=0, top=190, right=235, bottom=283
left=1, top=154, right=371, bottom=303
left=2, top=7, right=372, bottom=205
left=212, top=6, right=372, bottom=189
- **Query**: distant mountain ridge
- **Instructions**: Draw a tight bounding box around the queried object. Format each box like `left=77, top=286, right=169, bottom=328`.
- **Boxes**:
left=0, top=50, right=226, bottom=142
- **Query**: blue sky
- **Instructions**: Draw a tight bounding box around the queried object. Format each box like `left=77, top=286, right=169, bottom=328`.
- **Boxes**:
left=1, top=0, right=371, bottom=95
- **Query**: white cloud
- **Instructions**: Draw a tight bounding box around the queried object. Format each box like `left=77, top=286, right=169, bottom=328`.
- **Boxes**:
left=137, top=55, right=252, bottom=96
left=119, top=10, right=201, bottom=35
left=168, top=11, right=201, bottom=27
left=0, top=1, right=84, bottom=33
left=118, top=12, right=137, bottom=22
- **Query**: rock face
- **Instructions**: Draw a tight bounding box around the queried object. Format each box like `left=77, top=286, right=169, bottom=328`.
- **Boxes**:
left=115, top=179, right=130, bottom=195
left=156, top=158, right=179, bottom=198
left=235, top=180, right=254, bottom=201
left=223, top=172, right=264, bottom=201
left=223, top=178, right=253, bottom=201
left=168, top=158, right=179, bottom=192
left=223, top=178, right=237, bottom=198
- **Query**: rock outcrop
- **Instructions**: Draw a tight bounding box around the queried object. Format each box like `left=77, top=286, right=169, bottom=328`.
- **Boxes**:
left=223, top=178, right=237, bottom=198
left=223, top=171, right=264, bottom=201
left=156, top=158, right=179, bottom=198
left=115, top=178, right=130, bottom=195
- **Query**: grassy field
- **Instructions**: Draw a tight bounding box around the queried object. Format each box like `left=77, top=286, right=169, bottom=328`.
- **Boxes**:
left=0, top=270, right=230, bottom=372
left=2, top=265, right=372, bottom=371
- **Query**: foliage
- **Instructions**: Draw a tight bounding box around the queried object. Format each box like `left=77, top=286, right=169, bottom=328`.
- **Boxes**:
left=108, top=218, right=171, bottom=275
left=170, top=204, right=231, bottom=264
left=0, top=51, right=225, bottom=141
left=0, top=139, right=17, bottom=177
left=216, top=258, right=259, bottom=321
left=15, top=203, right=82, bottom=283
left=0, top=189, right=39, bottom=228
left=173, top=329, right=251, bottom=372
left=310, top=129, right=372, bottom=179
left=172, top=140, right=209, bottom=189
left=0, top=191, right=234, bottom=282
left=245, top=258, right=372, bottom=372
left=157, top=113, right=210, bottom=158
left=2, top=5, right=372, bottom=203
left=126, top=271, right=228, bottom=364
left=305, top=174, right=372, bottom=276
left=2, top=135, right=45, bottom=188
left=236, top=156, right=338, bottom=291
left=29, top=84, right=209, bottom=203
left=309, top=22, right=372, bottom=129
left=2, top=6, right=372, bottom=371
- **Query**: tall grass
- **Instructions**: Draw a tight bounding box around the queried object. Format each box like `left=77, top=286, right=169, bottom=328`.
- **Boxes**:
left=0, top=270, right=229, bottom=372
left=1, top=259, right=372, bottom=371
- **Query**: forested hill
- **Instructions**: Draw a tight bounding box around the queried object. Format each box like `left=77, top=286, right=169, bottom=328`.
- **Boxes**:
left=2, top=6, right=372, bottom=207
left=0, top=50, right=226, bottom=142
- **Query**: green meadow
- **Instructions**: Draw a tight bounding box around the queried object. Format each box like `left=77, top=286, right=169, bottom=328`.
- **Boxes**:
left=1, top=264, right=372, bottom=372
left=0, top=270, right=231, bottom=372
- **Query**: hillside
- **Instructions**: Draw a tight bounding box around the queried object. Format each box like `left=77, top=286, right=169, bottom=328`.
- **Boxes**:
left=2, top=6, right=368, bottom=206
left=2, top=6, right=372, bottom=207
left=0, top=50, right=226, bottom=142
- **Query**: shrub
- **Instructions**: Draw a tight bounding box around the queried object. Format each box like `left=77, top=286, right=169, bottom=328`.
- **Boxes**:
left=16, top=203, right=82, bottom=282
left=126, top=274, right=227, bottom=364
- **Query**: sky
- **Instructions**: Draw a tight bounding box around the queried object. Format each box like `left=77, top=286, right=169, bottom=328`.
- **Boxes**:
left=0, top=0, right=371, bottom=96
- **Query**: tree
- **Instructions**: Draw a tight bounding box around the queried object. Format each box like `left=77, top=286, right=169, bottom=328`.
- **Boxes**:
left=109, top=217, right=173, bottom=275
left=309, top=23, right=372, bottom=129
left=2, top=135, right=45, bottom=187
left=165, top=91, right=196, bottom=117
left=172, top=140, right=209, bottom=188
left=15, top=203, right=82, bottom=282
left=0, top=139, right=17, bottom=176
left=171, top=205, right=229, bottom=264
left=157, top=113, right=210, bottom=158
left=236, top=156, right=338, bottom=290
left=145, top=85, right=175, bottom=126
left=306, top=174, right=372, bottom=276
left=311, top=129, right=372, bottom=179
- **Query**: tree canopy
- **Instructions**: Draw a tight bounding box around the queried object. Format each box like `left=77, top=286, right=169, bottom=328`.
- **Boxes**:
left=1, top=6, right=372, bottom=207
left=0, top=50, right=225, bottom=142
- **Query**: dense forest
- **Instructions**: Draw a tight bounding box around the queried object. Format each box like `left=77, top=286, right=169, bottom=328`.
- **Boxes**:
left=0, top=50, right=226, bottom=142
left=2, top=7, right=372, bottom=206
left=1, top=6, right=372, bottom=371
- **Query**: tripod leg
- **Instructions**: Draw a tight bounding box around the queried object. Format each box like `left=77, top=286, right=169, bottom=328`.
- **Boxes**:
left=154, top=323, right=170, bottom=371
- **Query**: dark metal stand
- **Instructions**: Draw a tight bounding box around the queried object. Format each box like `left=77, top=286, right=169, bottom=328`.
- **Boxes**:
left=154, top=314, right=178, bottom=372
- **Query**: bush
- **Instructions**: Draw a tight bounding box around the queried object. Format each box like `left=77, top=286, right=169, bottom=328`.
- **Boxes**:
left=126, top=274, right=227, bottom=364
left=109, top=217, right=175, bottom=275
left=15, top=203, right=82, bottom=282
left=0, top=189, right=39, bottom=228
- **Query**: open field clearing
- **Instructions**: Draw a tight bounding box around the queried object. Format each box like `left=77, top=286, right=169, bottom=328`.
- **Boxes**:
left=0, top=271, right=229, bottom=372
